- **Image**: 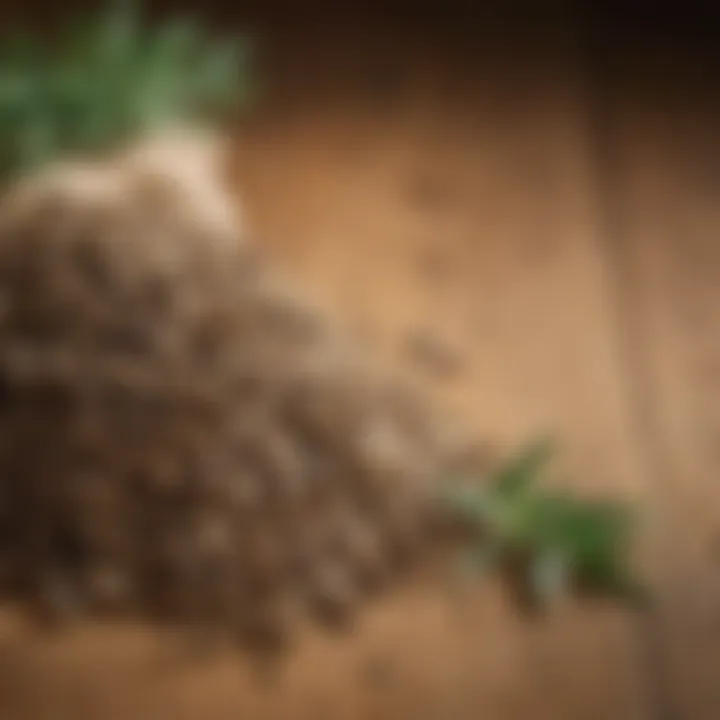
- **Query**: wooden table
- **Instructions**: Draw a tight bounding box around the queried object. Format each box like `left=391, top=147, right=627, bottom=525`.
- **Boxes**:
left=0, top=9, right=717, bottom=719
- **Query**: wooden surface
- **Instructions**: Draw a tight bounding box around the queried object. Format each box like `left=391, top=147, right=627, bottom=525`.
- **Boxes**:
left=587, top=34, right=720, bottom=720
left=0, top=12, right=717, bottom=720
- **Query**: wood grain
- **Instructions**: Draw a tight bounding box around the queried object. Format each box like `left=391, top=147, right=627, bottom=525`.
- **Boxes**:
left=0, top=17, right=654, bottom=720
left=592, top=37, right=720, bottom=720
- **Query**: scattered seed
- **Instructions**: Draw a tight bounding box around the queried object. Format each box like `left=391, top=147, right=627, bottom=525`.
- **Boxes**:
left=403, top=328, right=464, bottom=378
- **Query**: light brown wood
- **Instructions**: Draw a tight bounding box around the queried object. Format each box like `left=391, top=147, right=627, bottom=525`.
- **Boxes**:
left=597, top=42, right=720, bottom=720
left=0, top=19, right=654, bottom=720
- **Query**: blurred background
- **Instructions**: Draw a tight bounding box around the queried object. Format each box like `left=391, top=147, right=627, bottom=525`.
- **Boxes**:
left=0, top=1, right=719, bottom=718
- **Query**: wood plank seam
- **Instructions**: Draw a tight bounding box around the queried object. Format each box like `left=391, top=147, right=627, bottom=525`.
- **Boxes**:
left=575, top=12, right=679, bottom=720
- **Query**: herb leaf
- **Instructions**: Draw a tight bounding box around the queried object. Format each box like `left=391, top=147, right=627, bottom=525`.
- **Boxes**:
left=0, top=1, right=252, bottom=180
left=442, top=439, right=645, bottom=607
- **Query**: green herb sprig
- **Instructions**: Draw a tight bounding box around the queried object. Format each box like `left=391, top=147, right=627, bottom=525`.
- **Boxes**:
left=445, top=439, right=646, bottom=609
left=0, top=1, right=252, bottom=179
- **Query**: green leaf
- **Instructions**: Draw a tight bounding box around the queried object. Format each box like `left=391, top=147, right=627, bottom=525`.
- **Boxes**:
left=192, top=38, right=245, bottom=113
left=529, top=549, right=570, bottom=607
left=442, top=485, right=492, bottom=519
left=132, top=18, right=202, bottom=127
left=491, top=437, right=554, bottom=497
left=0, top=1, right=252, bottom=181
left=441, top=437, right=645, bottom=608
left=17, top=113, right=56, bottom=170
left=96, top=0, right=141, bottom=63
